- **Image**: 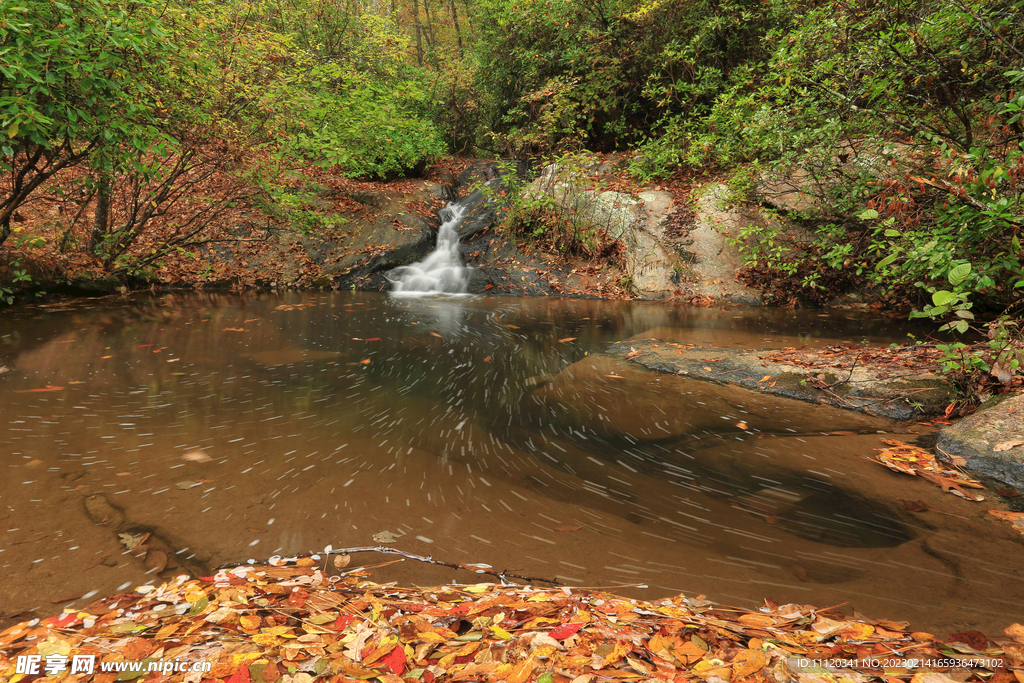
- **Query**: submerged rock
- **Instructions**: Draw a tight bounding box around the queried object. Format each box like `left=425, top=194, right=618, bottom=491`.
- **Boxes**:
left=937, top=393, right=1024, bottom=489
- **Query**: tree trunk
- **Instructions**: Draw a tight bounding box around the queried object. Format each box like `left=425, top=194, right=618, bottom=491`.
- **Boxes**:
left=450, top=0, right=463, bottom=58
left=89, top=177, right=110, bottom=255
left=412, top=0, right=424, bottom=65
left=423, top=0, right=436, bottom=48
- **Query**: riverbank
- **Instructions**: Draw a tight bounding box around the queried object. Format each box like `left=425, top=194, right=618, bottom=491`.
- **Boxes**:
left=2, top=555, right=1022, bottom=683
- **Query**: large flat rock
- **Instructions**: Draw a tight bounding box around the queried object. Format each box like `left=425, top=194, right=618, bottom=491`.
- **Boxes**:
left=606, top=339, right=952, bottom=420
left=937, top=393, right=1024, bottom=488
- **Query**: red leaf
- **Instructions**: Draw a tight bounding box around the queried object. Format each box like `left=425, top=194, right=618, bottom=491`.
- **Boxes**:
left=226, top=665, right=251, bottom=683
left=549, top=622, right=583, bottom=640
left=333, top=614, right=358, bottom=630
left=364, top=337, right=381, bottom=342
left=382, top=643, right=407, bottom=675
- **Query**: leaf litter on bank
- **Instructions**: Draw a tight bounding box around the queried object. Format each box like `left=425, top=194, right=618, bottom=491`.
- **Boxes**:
left=1, top=552, right=1022, bottom=683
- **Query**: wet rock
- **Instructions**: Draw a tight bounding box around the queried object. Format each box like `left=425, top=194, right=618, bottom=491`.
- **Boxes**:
left=605, top=340, right=952, bottom=420
left=937, top=393, right=1024, bottom=489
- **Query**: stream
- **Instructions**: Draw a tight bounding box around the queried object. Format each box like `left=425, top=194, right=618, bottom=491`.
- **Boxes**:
left=1, top=291, right=1023, bottom=633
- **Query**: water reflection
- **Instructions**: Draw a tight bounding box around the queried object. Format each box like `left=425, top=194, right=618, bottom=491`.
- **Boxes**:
left=0, top=291, right=1021, bottom=634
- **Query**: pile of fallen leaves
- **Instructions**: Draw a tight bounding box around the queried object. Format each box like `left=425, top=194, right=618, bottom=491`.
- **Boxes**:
left=3, top=556, right=1024, bottom=683
left=873, top=440, right=987, bottom=502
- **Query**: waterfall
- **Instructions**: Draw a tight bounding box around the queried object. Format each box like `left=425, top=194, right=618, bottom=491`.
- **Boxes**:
left=388, top=201, right=471, bottom=296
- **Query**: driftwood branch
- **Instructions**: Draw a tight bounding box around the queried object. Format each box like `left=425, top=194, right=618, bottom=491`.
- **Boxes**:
left=217, top=545, right=564, bottom=586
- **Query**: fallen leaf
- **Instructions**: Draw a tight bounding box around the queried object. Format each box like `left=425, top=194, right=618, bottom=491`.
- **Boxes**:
left=736, top=422, right=749, bottom=430
left=758, top=375, right=771, bottom=382
left=791, top=565, right=809, bottom=582
left=430, top=332, right=442, bottom=338
left=334, top=554, right=351, bottom=568
left=223, top=327, right=245, bottom=332
left=506, top=324, right=521, bottom=329
left=360, top=358, right=371, bottom=364
left=15, top=385, right=64, bottom=393
left=483, top=356, right=492, bottom=362
left=247, top=528, right=267, bottom=534
left=624, top=347, right=641, bottom=360
left=554, top=525, right=583, bottom=532
left=373, top=530, right=399, bottom=544
left=182, top=449, right=212, bottom=463
left=903, top=499, right=929, bottom=512
left=996, top=487, right=1020, bottom=498
left=994, top=441, right=1024, bottom=452
left=559, top=337, right=577, bottom=343
left=144, top=549, right=168, bottom=573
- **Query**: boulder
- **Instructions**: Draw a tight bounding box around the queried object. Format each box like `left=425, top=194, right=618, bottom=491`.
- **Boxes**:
left=937, top=393, right=1024, bottom=489
left=525, top=164, right=679, bottom=298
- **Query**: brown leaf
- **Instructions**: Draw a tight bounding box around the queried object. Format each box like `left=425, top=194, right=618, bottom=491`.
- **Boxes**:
left=430, top=332, right=442, bottom=338
left=731, top=649, right=767, bottom=679
left=51, top=591, right=85, bottom=604
left=333, top=554, right=351, bottom=568
left=791, top=565, right=810, bottom=582
left=903, top=499, right=929, bottom=512
left=625, top=347, right=641, bottom=360
left=996, top=486, right=1020, bottom=498
left=144, top=549, right=168, bottom=574
left=1004, top=623, right=1024, bottom=644
left=555, top=525, right=583, bottom=532
left=994, top=440, right=1024, bottom=452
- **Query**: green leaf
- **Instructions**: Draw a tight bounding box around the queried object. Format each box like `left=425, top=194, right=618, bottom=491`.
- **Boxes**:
left=884, top=229, right=900, bottom=237
left=857, top=209, right=879, bottom=220
left=947, top=262, right=971, bottom=285
left=932, top=290, right=958, bottom=306
left=7, top=121, right=18, bottom=138
left=876, top=253, right=898, bottom=270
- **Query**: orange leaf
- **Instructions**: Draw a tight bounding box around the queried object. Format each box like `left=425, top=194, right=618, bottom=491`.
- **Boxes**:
left=559, top=337, right=577, bottom=343
left=360, top=359, right=371, bottom=364
left=555, top=525, right=583, bottom=532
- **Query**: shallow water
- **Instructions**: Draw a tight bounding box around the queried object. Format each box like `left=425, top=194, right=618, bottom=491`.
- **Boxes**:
left=1, top=291, right=1022, bottom=633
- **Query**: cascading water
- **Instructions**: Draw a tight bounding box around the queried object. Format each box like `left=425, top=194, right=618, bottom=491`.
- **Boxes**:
left=388, top=202, right=471, bottom=295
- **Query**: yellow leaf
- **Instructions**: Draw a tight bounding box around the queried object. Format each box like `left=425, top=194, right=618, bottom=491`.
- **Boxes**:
left=490, top=625, right=513, bottom=640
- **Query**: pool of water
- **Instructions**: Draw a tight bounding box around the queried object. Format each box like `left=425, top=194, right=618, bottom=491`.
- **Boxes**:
left=1, top=291, right=1022, bottom=633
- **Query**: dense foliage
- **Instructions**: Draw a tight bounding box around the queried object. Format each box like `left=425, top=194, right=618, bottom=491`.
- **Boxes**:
left=1, top=0, right=1022, bottom=382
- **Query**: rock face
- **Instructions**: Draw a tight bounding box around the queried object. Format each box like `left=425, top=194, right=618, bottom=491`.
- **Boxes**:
left=525, top=163, right=680, bottom=299
left=937, top=393, right=1024, bottom=488
left=679, top=183, right=765, bottom=304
